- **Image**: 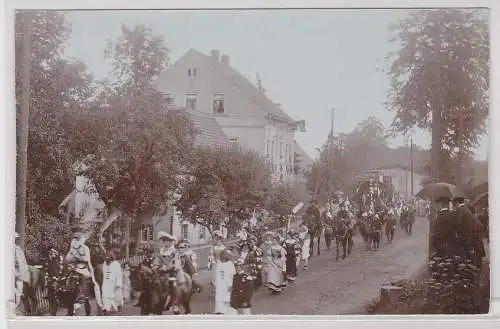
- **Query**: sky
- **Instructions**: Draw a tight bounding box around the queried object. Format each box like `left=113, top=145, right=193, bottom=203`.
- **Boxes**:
left=63, top=9, right=489, bottom=161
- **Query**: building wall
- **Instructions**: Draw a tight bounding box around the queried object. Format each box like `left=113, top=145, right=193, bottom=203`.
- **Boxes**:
left=264, top=123, right=295, bottom=183
left=140, top=205, right=227, bottom=246
left=156, top=49, right=298, bottom=184
left=378, top=168, right=425, bottom=200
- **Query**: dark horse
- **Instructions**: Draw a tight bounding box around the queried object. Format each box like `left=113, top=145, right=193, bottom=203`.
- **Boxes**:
left=304, top=203, right=322, bottom=257
left=333, top=216, right=353, bottom=261
left=368, top=214, right=384, bottom=250
left=384, top=211, right=397, bottom=243
left=18, top=265, right=45, bottom=315
left=131, top=262, right=193, bottom=315
left=400, top=206, right=415, bottom=236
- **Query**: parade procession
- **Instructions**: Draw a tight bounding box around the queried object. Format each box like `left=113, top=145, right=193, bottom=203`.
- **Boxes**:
left=13, top=172, right=490, bottom=316
left=12, top=8, right=489, bottom=317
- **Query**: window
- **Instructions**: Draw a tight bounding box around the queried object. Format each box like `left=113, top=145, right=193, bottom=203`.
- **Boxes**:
left=229, top=137, right=239, bottom=147
left=188, top=69, right=191, bottom=76
left=212, top=94, right=225, bottom=114
left=193, top=68, right=197, bottom=77
left=199, top=227, right=206, bottom=240
left=280, top=142, right=283, bottom=159
left=271, top=141, right=275, bottom=160
left=141, top=224, right=154, bottom=242
left=186, top=94, right=197, bottom=111
left=266, top=140, right=270, bottom=156
left=164, top=93, right=174, bottom=105
left=181, top=223, right=189, bottom=240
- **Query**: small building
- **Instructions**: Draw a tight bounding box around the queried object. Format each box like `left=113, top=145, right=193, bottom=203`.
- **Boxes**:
left=374, top=165, right=426, bottom=200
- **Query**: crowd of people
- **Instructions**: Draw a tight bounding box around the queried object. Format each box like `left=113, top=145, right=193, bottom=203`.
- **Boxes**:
left=13, top=187, right=488, bottom=316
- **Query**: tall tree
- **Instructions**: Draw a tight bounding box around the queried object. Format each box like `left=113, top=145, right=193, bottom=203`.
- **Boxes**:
left=175, top=146, right=272, bottom=236
left=385, top=9, right=489, bottom=181
left=15, top=11, right=96, bottom=220
left=84, top=24, right=195, bottom=253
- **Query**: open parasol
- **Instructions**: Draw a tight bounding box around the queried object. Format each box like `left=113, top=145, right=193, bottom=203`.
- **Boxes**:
left=416, top=182, right=465, bottom=201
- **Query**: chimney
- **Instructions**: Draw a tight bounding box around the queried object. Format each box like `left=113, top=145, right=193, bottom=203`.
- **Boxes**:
left=221, top=54, right=229, bottom=67
left=210, top=49, right=220, bottom=62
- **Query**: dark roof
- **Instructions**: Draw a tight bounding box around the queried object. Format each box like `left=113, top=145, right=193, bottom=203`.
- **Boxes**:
left=186, top=110, right=230, bottom=148
left=179, top=49, right=295, bottom=123
left=223, top=67, right=295, bottom=123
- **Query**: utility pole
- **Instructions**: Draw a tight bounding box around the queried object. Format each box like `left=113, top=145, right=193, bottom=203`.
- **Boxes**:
left=16, top=12, right=32, bottom=249
left=410, top=135, right=414, bottom=199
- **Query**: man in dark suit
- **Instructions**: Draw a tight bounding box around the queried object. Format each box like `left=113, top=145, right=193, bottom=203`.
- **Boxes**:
left=453, top=197, right=485, bottom=268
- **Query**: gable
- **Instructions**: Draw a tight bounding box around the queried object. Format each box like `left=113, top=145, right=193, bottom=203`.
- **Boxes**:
left=155, top=49, right=295, bottom=122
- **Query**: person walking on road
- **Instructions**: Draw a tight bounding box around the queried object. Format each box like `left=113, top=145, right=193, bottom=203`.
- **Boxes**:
left=213, top=249, right=236, bottom=314
left=101, top=250, right=123, bottom=314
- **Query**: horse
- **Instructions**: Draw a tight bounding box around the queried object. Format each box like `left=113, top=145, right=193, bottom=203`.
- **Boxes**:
left=18, top=265, right=46, bottom=316
left=367, top=214, right=383, bottom=250
left=333, top=216, right=353, bottom=261
left=384, top=212, right=397, bottom=243
left=400, top=206, right=415, bottom=235
left=305, top=218, right=323, bottom=257
left=131, top=259, right=193, bottom=315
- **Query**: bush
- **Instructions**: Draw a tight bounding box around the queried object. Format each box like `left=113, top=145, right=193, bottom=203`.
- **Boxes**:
left=25, top=214, right=72, bottom=264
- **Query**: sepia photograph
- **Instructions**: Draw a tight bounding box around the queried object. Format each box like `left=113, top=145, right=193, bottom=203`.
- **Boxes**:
left=11, top=6, right=490, bottom=317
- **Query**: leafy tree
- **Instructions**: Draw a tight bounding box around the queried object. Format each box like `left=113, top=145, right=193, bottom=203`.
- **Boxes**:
left=24, top=201, right=72, bottom=264
left=16, top=11, right=97, bottom=219
left=385, top=9, right=489, bottom=177
left=266, top=182, right=308, bottom=218
left=83, top=24, right=196, bottom=254
left=175, top=146, right=272, bottom=236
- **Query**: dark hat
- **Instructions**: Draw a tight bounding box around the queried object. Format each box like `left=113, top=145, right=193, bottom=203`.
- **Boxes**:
left=435, top=197, right=451, bottom=203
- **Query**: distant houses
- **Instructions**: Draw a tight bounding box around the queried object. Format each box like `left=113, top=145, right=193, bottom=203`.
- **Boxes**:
left=59, top=48, right=310, bottom=247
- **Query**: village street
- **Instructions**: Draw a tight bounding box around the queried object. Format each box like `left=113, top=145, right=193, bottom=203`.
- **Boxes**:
left=69, top=218, right=429, bottom=316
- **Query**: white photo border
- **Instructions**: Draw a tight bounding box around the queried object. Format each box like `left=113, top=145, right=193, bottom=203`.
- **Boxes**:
left=2, top=0, right=498, bottom=328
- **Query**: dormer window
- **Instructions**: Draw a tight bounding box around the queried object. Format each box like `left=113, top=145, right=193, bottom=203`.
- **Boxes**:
left=213, top=94, right=225, bottom=115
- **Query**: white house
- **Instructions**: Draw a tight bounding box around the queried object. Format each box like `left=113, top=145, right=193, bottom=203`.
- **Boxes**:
left=154, top=48, right=306, bottom=184
left=375, top=165, right=426, bottom=200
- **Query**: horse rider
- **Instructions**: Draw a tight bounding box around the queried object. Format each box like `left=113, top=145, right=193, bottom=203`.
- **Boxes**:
left=304, top=200, right=321, bottom=257
left=153, top=231, right=186, bottom=285
left=177, top=239, right=202, bottom=293
left=322, top=203, right=335, bottom=250
left=337, top=203, right=355, bottom=253
left=14, top=232, right=30, bottom=307
left=65, top=227, right=102, bottom=311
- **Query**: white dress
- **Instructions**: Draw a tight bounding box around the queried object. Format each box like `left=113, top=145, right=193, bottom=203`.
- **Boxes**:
left=102, top=261, right=123, bottom=312
left=214, top=260, right=236, bottom=314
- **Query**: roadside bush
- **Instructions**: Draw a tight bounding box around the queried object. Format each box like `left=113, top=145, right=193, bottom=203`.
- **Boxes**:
left=25, top=214, right=72, bottom=264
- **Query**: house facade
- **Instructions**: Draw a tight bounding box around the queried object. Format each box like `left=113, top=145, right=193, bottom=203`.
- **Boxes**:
left=154, top=48, right=305, bottom=184
left=375, top=165, right=425, bottom=200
